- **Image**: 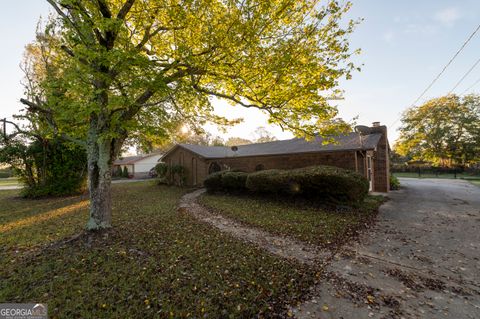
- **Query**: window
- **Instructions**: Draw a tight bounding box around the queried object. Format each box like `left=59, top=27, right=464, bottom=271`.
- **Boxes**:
left=255, top=164, right=265, bottom=171
left=208, top=162, right=222, bottom=174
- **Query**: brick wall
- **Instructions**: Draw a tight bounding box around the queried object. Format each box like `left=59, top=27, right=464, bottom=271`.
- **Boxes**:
left=370, top=125, right=390, bottom=192
left=205, top=150, right=359, bottom=175
left=162, top=147, right=207, bottom=186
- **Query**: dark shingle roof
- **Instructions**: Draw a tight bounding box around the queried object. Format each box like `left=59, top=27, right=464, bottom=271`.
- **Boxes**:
left=171, top=132, right=382, bottom=159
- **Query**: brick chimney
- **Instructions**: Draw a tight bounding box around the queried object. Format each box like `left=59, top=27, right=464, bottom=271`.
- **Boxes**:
left=370, top=122, right=390, bottom=192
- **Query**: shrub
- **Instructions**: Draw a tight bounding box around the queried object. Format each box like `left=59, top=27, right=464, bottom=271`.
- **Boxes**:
left=17, top=140, right=87, bottom=198
left=114, top=166, right=123, bottom=178
left=170, top=164, right=187, bottom=186
left=204, top=171, right=248, bottom=193
left=155, top=163, right=169, bottom=184
left=390, top=175, right=400, bottom=190
left=246, top=165, right=369, bottom=203
left=220, top=171, right=248, bottom=191
left=0, top=167, right=13, bottom=178
left=122, top=166, right=129, bottom=178
left=155, top=163, right=169, bottom=178
left=203, top=171, right=224, bottom=192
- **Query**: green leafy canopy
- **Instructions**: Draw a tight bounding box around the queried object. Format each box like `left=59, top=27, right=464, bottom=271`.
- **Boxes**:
left=30, top=0, right=360, bottom=144
left=396, top=94, right=480, bottom=166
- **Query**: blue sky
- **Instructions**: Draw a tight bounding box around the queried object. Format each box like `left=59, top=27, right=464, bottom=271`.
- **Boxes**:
left=1, top=1, right=480, bottom=143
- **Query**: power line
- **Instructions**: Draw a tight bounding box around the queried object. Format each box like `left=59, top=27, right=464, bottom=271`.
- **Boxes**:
left=449, top=56, right=480, bottom=94
left=390, top=23, right=480, bottom=128
left=460, top=76, right=480, bottom=95
left=410, top=23, right=480, bottom=106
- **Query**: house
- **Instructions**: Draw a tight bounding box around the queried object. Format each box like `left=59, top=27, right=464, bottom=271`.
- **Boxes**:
left=113, top=153, right=162, bottom=178
left=160, top=122, right=390, bottom=192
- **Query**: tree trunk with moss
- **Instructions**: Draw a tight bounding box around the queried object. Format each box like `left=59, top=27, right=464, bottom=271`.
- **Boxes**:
left=85, top=116, right=117, bottom=230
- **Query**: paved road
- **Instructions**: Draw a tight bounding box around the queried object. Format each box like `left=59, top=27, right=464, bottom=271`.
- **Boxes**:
left=295, top=178, right=480, bottom=318
left=0, top=185, right=21, bottom=190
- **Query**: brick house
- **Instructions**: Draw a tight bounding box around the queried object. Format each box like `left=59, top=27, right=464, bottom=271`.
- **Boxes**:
left=161, top=123, right=390, bottom=192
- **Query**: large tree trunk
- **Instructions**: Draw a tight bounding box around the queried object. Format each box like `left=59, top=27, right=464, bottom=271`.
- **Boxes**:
left=85, top=126, right=114, bottom=231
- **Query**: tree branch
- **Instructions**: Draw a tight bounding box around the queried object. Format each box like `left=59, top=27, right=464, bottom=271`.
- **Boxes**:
left=117, top=0, right=136, bottom=20
left=191, top=83, right=268, bottom=110
left=19, top=99, right=86, bottom=148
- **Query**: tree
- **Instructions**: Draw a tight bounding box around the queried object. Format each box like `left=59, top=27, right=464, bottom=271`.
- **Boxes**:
left=253, top=126, right=277, bottom=143
left=23, top=0, right=359, bottom=230
left=396, top=94, right=480, bottom=166
left=122, top=166, right=129, bottom=178
left=0, top=120, right=87, bottom=198
left=225, top=137, right=252, bottom=146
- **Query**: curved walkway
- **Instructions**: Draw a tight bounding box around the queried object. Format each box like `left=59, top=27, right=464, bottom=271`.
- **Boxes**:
left=178, top=189, right=333, bottom=265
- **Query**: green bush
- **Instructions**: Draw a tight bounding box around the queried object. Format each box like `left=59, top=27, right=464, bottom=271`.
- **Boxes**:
left=220, top=172, right=248, bottom=191
left=155, top=162, right=170, bottom=184
left=204, top=171, right=248, bottom=193
left=246, top=165, right=369, bottom=203
left=18, top=140, right=87, bottom=198
left=390, top=175, right=400, bottom=190
left=203, top=171, right=224, bottom=192
left=122, top=166, right=129, bottom=178
left=0, top=168, right=13, bottom=178
left=170, top=164, right=187, bottom=186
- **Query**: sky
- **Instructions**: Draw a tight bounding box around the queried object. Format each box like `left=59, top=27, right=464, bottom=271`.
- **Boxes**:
left=1, top=1, right=480, bottom=144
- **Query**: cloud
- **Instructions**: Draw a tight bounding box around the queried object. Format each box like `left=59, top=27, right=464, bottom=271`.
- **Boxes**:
left=404, top=23, right=438, bottom=35
left=383, top=31, right=395, bottom=45
left=434, top=7, right=462, bottom=26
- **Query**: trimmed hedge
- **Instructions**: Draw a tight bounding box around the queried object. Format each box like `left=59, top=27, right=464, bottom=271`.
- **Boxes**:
left=390, top=175, right=400, bottom=190
left=204, top=171, right=248, bottom=193
left=245, top=166, right=369, bottom=203
left=204, top=165, right=370, bottom=204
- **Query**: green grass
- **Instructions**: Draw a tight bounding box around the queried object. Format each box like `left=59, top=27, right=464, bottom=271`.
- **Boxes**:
left=393, top=172, right=480, bottom=180
left=469, top=180, right=480, bottom=187
left=199, top=193, right=384, bottom=248
left=0, top=183, right=316, bottom=318
left=0, top=177, right=19, bottom=187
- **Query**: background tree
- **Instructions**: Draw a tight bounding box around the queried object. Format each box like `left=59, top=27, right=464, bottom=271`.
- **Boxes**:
left=396, top=94, right=480, bottom=167
left=225, top=137, right=252, bottom=146
left=23, top=0, right=359, bottom=230
left=253, top=126, right=277, bottom=143
left=0, top=28, right=87, bottom=198
left=0, top=119, right=87, bottom=198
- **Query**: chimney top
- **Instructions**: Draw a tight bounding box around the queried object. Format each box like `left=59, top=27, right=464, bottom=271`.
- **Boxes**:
left=372, top=121, right=380, bottom=127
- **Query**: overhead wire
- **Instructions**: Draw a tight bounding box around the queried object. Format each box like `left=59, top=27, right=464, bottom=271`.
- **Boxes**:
left=389, top=23, right=480, bottom=128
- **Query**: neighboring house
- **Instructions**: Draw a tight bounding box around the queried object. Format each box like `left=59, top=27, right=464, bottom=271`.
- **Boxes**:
left=161, top=122, right=390, bottom=192
left=113, top=153, right=162, bottom=178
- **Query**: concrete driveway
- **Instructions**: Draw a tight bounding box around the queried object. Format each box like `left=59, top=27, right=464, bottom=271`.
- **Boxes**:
left=295, top=178, right=480, bottom=318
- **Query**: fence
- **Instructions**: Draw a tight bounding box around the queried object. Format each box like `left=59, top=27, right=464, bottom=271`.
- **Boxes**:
left=391, top=165, right=480, bottom=179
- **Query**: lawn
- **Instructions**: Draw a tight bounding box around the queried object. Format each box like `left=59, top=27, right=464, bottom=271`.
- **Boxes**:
left=0, top=177, right=19, bottom=187
left=469, top=180, right=480, bottom=187
left=199, top=193, right=384, bottom=248
left=393, top=172, right=480, bottom=180
left=0, top=183, right=316, bottom=318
